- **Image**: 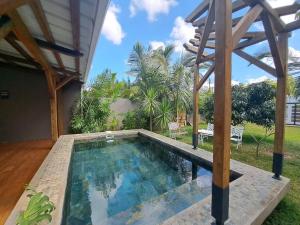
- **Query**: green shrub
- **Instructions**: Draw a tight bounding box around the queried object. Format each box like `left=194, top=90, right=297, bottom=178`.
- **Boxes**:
left=122, top=110, right=148, bottom=129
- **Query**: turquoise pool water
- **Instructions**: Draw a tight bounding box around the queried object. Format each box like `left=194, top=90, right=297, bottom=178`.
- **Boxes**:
left=63, top=136, right=212, bottom=225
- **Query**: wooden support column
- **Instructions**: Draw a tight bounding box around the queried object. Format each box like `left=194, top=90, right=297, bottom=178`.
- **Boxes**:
left=57, top=89, right=65, bottom=136
left=50, top=87, right=58, bottom=141
left=192, top=64, right=200, bottom=149
left=211, top=0, right=232, bottom=224
left=273, top=32, right=288, bottom=179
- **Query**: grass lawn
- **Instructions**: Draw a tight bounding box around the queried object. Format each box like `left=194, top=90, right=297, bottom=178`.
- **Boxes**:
left=158, top=123, right=300, bottom=225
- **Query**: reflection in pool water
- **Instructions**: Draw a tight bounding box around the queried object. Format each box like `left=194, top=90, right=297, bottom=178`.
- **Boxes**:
left=63, top=137, right=212, bottom=225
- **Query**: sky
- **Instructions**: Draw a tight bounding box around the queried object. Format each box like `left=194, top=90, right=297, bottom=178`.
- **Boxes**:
left=87, top=0, right=300, bottom=87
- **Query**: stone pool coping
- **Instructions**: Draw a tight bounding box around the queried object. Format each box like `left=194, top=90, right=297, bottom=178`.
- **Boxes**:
left=5, top=129, right=289, bottom=225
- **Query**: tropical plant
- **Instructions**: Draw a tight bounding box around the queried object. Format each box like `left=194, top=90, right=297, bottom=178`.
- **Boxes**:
left=142, top=88, right=159, bottom=131
left=122, top=110, right=148, bottom=129
left=70, top=91, right=111, bottom=133
left=169, top=54, right=194, bottom=121
left=245, top=82, right=276, bottom=157
left=155, top=98, right=173, bottom=130
left=253, top=48, right=300, bottom=76
left=17, top=187, right=55, bottom=225
left=231, top=85, right=248, bottom=125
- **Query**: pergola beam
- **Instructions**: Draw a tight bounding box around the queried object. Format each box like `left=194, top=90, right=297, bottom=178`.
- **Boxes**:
left=232, top=4, right=263, bottom=48
left=284, top=20, right=300, bottom=33
left=234, top=49, right=277, bottom=77
left=247, top=0, right=286, bottom=32
left=196, top=62, right=215, bottom=90
left=185, top=0, right=210, bottom=23
left=192, top=0, right=247, bottom=27
left=196, top=0, right=215, bottom=64
left=261, top=12, right=285, bottom=77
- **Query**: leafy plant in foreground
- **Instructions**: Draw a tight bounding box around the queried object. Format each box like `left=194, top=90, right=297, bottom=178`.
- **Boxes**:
left=17, top=187, right=55, bottom=225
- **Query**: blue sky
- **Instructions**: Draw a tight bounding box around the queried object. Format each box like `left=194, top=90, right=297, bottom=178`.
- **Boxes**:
left=87, top=0, right=300, bottom=86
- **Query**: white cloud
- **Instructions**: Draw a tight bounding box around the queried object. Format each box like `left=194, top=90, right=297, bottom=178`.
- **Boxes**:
left=129, top=0, right=177, bottom=22
left=267, top=0, right=295, bottom=8
left=170, top=16, right=195, bottom=52
left=247, top=75, right=271, bottom=84
left=150, top=41, right=165, bottom=50
left=267, top=0, right=296, bottom=23
left=232, top=80, right=240, bottom=86
left=102, top=3, right=125, bottom=45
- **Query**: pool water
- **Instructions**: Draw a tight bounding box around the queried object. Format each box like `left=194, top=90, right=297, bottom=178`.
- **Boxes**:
left=63, top=137, right=212, bottom=225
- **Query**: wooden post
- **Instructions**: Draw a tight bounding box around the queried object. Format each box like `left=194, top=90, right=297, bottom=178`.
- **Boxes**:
left=273, top=32, right=288, bottom=179
left=192, top=64, right=199, bottom=149
left=48, top=70, right=58, bottom=141
left=211, top=0, right=232, bottom=224
left=57, top=89, right=65, bottom=136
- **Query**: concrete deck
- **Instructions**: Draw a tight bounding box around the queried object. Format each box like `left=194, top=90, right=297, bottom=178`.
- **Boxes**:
left=4, top=130, right=289, bottom=225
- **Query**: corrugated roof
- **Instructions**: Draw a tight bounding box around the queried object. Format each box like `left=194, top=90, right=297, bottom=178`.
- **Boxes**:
left=0, top=0, right=110, bottom=82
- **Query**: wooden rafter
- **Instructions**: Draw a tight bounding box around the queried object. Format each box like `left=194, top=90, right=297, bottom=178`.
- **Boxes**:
left=185, top=0, right=210, bottom=23
left=8, top=10, right=56, bottom=96
left=5, top=33, right=40, bottom=68
left=247, top=0, right=285, bottom=32
left=0, top=0, right=34, bottom=15
left=0, top=51, right=80, bottom=77
left=261, top=12, right=285, bottom=77
left=234, top=49, right=277, bottom=77
left=29, top=0, right=65, bottom=71
left=55, top=75, right=76, bottom=91
left=232, top=4, right=263, bottom=48
left=192, top=0, right=247, bottom=27
left=0, top=16, right=13, bottom=39
left=70, top=0, right=80, bottom=74
left=196, top=0, right=215, bottom=64
left=196, top=62, right=215, bottom=90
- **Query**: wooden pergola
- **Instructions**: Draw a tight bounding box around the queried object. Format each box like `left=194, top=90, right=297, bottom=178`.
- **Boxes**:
left=0, top=0, right=107, bottom=141
left=184, top=0, right=300, bottom=224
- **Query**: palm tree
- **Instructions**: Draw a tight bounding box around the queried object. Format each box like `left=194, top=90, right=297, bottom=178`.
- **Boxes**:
left=254, top=49, right=300, bottom=76
left=155, top=98, right=172, bottom=130
left=296, top=10, right=300, bottom=20
left=142, top=88, right=159, bottom=131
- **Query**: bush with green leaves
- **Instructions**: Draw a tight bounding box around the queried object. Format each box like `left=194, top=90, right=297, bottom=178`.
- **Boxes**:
left=200, top=82, right=276, bottom=156
left=70, top=91, right=111, bottom=133
left=155, top=98, right=173, bottom=130
left=17, top=187, right=55, bottom=225
left=122, top=110, right=148, bottom=129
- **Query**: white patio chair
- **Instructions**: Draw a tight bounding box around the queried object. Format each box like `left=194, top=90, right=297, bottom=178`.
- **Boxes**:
left=198, top=123, right=214, bottom=144
left=230, top=126, right=244, bottom=149
left=168, top=122, right=179, bottom=139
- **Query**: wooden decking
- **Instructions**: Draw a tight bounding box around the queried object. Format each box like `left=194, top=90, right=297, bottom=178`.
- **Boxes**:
left=0, top=140, right=52, bottom=225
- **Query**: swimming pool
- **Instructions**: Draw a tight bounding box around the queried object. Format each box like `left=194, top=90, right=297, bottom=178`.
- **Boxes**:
left=63, top=136, right=212, bottom=225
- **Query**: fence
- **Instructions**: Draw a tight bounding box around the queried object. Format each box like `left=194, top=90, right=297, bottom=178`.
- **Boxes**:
left=286, top=103, right=300, bottom=125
